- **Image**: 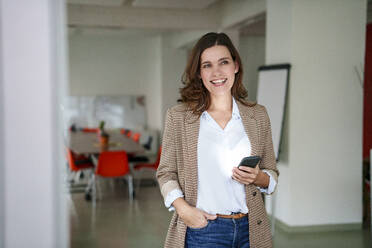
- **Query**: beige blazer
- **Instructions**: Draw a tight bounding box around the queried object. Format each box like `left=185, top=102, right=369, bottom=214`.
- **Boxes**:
left=156, top=101, right=279, bottom=248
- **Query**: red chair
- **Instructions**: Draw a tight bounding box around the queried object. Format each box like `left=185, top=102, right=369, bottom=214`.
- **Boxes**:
left=126, top=130, right=133, bottom=138
left=86, top=151, right=133, bottom=202
left=132, top=132, right=141, bottom=143
left=133, top=146, right=161, bottom=193
left=66, top=148, right=94, bottom=184
left=82, top=127, right=99, bottom=133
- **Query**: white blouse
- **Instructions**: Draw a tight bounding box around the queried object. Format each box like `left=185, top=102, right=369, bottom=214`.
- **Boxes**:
left=164, top=99, right=277, bottom=214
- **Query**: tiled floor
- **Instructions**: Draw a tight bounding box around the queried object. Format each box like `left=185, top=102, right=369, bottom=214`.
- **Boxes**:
left=69, top=179, right=371, bottom=248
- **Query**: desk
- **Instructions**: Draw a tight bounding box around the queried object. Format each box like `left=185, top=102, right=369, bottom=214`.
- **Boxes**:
left=67, top=131, right=145, bottom=155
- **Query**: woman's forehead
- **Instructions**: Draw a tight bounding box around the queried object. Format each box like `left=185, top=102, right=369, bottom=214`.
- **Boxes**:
left=200, top=45, right=232, bottom=62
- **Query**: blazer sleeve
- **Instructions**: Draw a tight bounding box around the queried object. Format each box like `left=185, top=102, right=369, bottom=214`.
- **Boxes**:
left=259, top=106, right=279, bottom=184
left=156, top=108, right=183, bottom=201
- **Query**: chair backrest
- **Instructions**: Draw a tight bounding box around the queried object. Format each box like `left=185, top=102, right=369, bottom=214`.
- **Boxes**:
left=66, top=148, right=86, bottom=171
left=66, top=148, right=79, bottom=171
left=126, top=130, right=132, bottom=138
left=132, top=132, right=141, bottom=143
left=154, top=146, right=162, bottom=169
left=96, top=151, right=129, bottom=177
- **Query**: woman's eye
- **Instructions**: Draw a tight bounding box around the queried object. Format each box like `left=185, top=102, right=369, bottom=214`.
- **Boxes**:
left=202, top=64, right=211, bottom=68
left=221, top=60, right=229, bottom=65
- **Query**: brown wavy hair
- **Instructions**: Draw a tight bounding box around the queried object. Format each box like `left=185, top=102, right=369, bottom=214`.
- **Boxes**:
left=179, top=32, right=255, bottom=116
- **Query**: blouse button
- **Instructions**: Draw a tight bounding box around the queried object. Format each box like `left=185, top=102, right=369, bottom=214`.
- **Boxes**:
left=252, top=191, right=257, bottom=196
left=257, top=220, right=262, bottom=225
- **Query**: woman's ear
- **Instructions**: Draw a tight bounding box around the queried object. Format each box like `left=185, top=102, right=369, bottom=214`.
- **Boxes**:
left=234, top=61, right=239, bottom=74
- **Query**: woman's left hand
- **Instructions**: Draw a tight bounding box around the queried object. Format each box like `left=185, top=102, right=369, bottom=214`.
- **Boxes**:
left=232, top=165, right=268, bottom=187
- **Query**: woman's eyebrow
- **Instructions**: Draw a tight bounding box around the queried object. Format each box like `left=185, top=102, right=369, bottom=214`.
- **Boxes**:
left=201, top=57, right=231, bottom=65
left=218, top=57, right=231, bottom=61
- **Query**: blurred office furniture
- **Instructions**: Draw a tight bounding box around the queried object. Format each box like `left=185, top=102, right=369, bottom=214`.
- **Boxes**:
left=132, top=132, right=141, bottom=143
left=126, top=130, right=133, bottom=138
left=143, top=136, right=153, bottom=150
left=82, top=127, right=99, bottom=133
left=128, top=134, right=150, bottom=163
left=66, top=148, right=94, bottom=185
left=86, top=151, right=133, bottom=202
left=133, top=146, right=161, bottom=194
left=122, top=130, right=153, bottom=150
left=68, top=130, right=144, bottom=155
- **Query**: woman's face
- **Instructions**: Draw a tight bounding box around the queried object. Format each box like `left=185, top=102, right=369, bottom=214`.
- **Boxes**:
left=199, top=45, right=238, bottom=98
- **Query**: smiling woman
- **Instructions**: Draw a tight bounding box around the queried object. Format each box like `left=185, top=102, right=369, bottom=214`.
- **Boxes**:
left=156, top=32, right=279, bottom=248
left=180, top=32, right=254, bottom=116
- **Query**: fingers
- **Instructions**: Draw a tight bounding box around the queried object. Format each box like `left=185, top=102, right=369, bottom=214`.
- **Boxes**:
left=232, top=167, right=257, bottom=184
left=183, top=208, right=209, bottom=228
left=203, top=212, right=217, bottom=220
left=237, top=165, right=257, bottom=173
left=233, top=167, right=257, bottom=179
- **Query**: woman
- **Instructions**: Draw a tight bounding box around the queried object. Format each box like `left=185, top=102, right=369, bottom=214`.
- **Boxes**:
left=156, top=32, right=279, bottom=248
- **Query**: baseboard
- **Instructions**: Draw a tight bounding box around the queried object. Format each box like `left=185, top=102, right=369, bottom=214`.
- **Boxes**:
left=271, top=216, right=362, bottom=233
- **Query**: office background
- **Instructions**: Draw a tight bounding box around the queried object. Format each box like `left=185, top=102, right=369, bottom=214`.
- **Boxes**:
left=0, top=0, right=370, bottom=247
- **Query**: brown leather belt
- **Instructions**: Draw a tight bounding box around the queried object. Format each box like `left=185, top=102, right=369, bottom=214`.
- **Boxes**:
left=217, top=213, right=247, bottom=219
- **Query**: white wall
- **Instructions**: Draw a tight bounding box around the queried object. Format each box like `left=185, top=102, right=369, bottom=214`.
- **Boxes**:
left=267, top=0, right=366, bottom=227
left=0, top=1, right=4, bottom=245
left=0, top=0, right=67, bottom=247
left=160, top=35, right=187, bottom=122
left=239, top=35, right=266, bottom=102
left=266, top=0, right=293, bottom=226
left=69, top=33, right=163, bottom=130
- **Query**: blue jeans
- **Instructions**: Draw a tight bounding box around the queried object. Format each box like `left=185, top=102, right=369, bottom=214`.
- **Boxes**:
left=185, top=216, right=250, bottom=248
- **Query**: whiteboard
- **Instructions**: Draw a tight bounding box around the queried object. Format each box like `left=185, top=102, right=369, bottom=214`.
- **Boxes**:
left=256, top=64, right=290, bottom=161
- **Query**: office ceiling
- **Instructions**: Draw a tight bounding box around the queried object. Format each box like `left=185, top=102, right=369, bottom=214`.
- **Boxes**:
left=131, top=0, right=219, bottom=10
left=67, top=0, right=219, bottom=9
left=67, top=0, right=127, bottom=7
left=67, top=0, right=265, bottom=37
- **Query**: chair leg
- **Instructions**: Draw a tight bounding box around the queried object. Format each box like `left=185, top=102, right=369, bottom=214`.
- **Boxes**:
left=74, top=171, right=82, bottom=183
left=126, top=175, right=133, bottom=201
left=85, top=173, right=94, bottom=201
left=92, top=174, right=97, bottom=204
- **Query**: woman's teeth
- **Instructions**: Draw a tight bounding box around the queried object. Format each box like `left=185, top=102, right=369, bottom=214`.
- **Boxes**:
left=210, top=79, right=227, bottom=85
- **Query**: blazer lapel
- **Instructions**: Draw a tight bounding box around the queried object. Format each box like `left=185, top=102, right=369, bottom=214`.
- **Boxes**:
left=237, top=102, right=259, bottom=156
left=183, top=110, right=200, bottom=206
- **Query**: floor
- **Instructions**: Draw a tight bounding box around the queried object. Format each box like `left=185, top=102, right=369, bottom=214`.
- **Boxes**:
left=69, top=179, right=371, bottom=248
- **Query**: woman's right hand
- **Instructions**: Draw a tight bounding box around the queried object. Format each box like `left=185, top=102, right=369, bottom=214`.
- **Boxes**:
left=173, top=198, right=217, bottom=228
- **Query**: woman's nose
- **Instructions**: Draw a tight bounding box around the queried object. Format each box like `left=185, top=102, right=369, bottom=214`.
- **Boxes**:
left=212, top=65, right=222, bottom=77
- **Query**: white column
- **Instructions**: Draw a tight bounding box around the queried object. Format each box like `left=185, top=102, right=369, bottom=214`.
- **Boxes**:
left=266, top=0, right=366, bottom=228
left=0, top=0, right=68, bottom=247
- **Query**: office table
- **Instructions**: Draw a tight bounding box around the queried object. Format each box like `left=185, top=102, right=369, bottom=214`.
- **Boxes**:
left=67, top=131, right=145, bottom=155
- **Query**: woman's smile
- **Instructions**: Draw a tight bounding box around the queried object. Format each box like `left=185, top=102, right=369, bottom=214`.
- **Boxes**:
left=210, top=78, right=227, bottom=86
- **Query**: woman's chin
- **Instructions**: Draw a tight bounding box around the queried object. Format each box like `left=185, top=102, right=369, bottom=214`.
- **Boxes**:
left=208, top=87, right=233, bottom=97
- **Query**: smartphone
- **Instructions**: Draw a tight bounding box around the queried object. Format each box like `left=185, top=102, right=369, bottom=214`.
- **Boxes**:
left=238, top=156, right=261, bottom=168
